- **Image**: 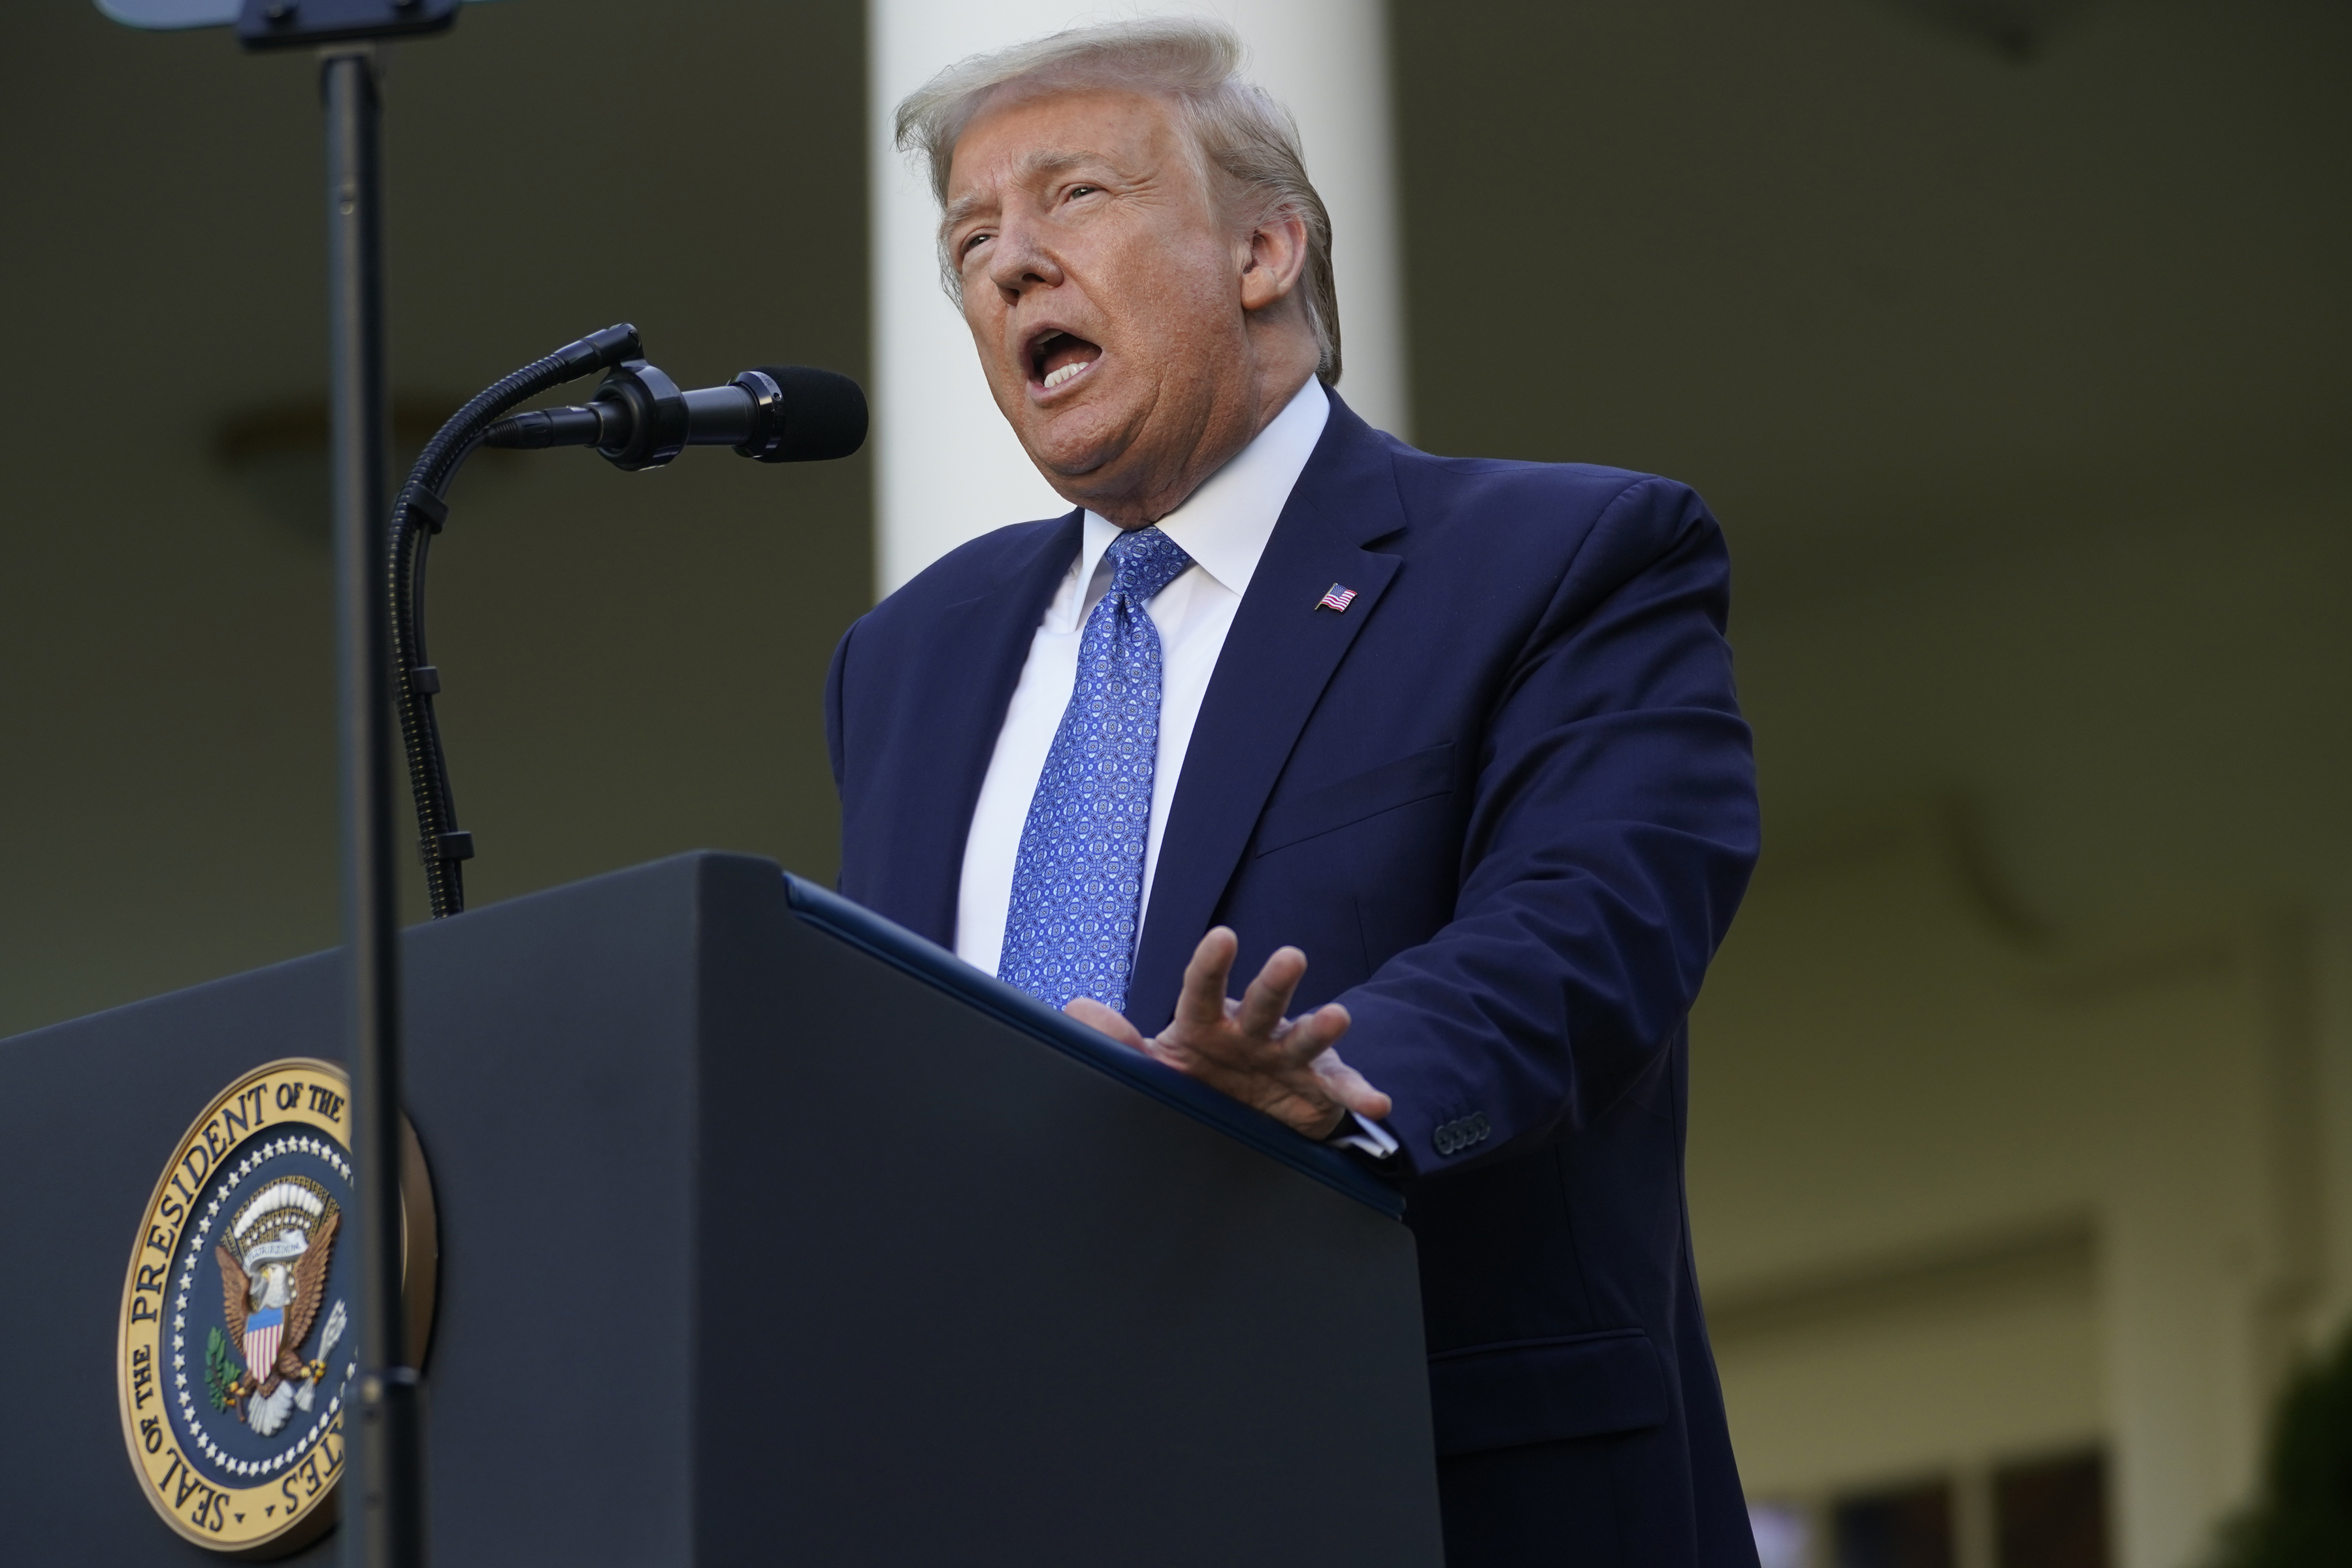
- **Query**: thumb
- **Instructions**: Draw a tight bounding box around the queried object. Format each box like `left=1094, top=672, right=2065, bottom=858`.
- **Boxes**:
left=1314, top=1050, right=1392, bottom=1121
left=1065, top=996, right=1149, bottom=1049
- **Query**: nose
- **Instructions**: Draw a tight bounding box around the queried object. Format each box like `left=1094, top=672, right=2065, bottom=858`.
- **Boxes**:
left=987, top=211, right=1064, bottom=302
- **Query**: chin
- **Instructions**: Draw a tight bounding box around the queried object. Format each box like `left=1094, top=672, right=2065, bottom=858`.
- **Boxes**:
left=1019, top=405, right=1131, bottom=484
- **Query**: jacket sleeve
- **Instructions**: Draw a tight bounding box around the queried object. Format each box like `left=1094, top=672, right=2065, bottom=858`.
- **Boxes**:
left=1331, top=476, right=1759, bottom=1175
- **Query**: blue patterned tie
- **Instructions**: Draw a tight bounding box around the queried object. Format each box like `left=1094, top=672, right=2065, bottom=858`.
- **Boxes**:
left=998, top=525, right=1197, bottom=1015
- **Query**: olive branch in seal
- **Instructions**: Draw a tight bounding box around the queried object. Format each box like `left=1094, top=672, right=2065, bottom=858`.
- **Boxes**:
left=204, top=1326, right=243, bottom=1412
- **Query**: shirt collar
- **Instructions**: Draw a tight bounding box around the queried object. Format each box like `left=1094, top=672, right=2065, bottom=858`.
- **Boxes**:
left=1073, top=376, right=1330, bottom=600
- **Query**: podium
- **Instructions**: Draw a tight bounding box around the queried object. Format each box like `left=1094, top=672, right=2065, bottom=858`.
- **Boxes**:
left=2, top=853, right=1442, bottom=1565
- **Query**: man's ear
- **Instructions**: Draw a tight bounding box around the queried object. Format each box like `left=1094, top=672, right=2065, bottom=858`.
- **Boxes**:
left=1238, top=210, right=1310, bottom=314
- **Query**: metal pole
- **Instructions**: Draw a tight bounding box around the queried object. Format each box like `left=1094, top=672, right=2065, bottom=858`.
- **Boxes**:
left=323, top=46, right=425, bottom=1568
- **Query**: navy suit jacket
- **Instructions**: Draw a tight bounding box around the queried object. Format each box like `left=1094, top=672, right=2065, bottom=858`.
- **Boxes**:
left=826, top=392, right=1762, bottom=1567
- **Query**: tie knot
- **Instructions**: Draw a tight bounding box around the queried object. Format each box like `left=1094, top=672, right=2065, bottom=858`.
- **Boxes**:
left=1105, top=525, right=1194, bottom=606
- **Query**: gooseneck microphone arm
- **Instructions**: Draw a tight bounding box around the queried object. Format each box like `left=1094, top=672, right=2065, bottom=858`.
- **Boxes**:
left=390, top=329, right=868, bottom=919
left=387, top=323, right=642, bottom=919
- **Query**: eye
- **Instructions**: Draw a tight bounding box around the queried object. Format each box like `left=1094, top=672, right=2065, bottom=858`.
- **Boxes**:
left=1065, top=184, right=1100, bottom=202
left=958, top=230, right=993, bottom=259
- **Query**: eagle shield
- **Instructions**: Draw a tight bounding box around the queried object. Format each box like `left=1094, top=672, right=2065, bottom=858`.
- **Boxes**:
left=242, top=1305, right=284, bottom=1385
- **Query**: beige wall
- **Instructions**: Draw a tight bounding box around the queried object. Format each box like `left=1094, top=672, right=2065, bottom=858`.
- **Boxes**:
left=1688, top=812, right=2352, bottom=1566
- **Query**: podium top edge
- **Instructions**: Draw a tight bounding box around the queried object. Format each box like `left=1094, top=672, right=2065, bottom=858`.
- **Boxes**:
left=781, top=875, right=1406, bottom=1220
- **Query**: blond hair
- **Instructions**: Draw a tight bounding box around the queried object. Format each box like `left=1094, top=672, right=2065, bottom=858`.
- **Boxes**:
left=894, top=18, right=1342, bottom=384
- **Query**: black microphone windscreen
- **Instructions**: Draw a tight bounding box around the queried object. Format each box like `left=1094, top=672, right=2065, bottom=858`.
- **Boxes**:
left=751, top=365, right=868, bottom=463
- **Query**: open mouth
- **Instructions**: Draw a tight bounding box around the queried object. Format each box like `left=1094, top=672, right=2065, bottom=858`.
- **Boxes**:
left=1028, top=330, right=1102, bottom=393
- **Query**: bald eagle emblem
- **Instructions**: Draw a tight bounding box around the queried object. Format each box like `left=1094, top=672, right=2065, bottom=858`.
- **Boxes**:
left=211, top=1176, right=342, bottom=1438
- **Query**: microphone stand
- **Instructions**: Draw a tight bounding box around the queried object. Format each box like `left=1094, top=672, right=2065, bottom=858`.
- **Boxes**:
left=386, top=326, right=644, bottom=919
left=385, top=345, right=862, bottom=919
left=320, top=44, right=418, bottom=1568
left=385, top=350, right=865, bottom=921
left=249, top=9, right=459, bottom=1566
left=103, top=10, right=821, bottom=1566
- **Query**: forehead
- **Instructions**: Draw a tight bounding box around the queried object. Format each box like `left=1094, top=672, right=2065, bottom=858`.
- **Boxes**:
left=943, top=86, right=1192, bottom=204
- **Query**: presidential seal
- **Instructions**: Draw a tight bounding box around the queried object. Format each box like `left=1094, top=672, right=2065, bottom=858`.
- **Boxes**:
left=116, top=1058, right=437, bottom=1556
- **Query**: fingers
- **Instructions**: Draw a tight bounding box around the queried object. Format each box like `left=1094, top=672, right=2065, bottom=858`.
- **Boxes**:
left=1147, top=932, right=1386, bottom=1137
left=1173, top=927, right=1239, bottom=1032
left=1237, top=945, right=1307, bottom=1041
left=1064, top=996, right=1147, bottom=1049
left=1279, top=1000, right=1351, bottom=1060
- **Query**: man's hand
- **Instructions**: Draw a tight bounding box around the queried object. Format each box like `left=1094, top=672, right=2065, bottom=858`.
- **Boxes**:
left=1065, top=927, right=1392, bottom=1140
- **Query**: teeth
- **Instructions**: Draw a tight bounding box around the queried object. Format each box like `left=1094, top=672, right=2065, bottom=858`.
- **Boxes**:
left=1043, top=359, right=1090, bottom=390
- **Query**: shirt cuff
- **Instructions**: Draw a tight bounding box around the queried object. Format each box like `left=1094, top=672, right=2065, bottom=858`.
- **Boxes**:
left=1323, top=1111, right=1401, bottom=1161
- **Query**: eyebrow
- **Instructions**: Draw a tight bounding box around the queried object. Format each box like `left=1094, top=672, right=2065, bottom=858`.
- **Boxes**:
left=940, top=148, right=1112, bottom=236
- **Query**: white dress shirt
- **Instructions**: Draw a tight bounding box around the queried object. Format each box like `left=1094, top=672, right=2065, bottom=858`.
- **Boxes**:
left=955, top=376, right=1330, bottom=974
left=951, top=378, right=1399, bottom=1162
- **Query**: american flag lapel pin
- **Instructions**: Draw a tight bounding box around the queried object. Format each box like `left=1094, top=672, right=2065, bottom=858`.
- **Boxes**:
left=1316, top=582, right=1358, bottom=613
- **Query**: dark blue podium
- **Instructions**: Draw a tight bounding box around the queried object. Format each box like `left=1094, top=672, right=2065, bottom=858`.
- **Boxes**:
left=2, top=853, right=1442, bottom=1565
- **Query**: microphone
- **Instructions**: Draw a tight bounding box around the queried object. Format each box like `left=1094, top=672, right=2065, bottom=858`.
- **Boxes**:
left=482, top=359, right=867, bottom=472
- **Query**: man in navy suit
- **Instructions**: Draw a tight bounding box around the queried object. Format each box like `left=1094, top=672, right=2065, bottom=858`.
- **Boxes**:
left=830, top=21, right=1762, bottom=1567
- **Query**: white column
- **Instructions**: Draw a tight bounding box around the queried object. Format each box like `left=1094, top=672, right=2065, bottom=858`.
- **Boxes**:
left=868, top=0, right=1409, bottom=595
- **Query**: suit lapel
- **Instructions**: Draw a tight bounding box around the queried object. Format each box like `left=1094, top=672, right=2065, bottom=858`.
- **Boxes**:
left=1126, top=397, right=1409, bottom=1031
left=890, top=511, right=1082, bottom=945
